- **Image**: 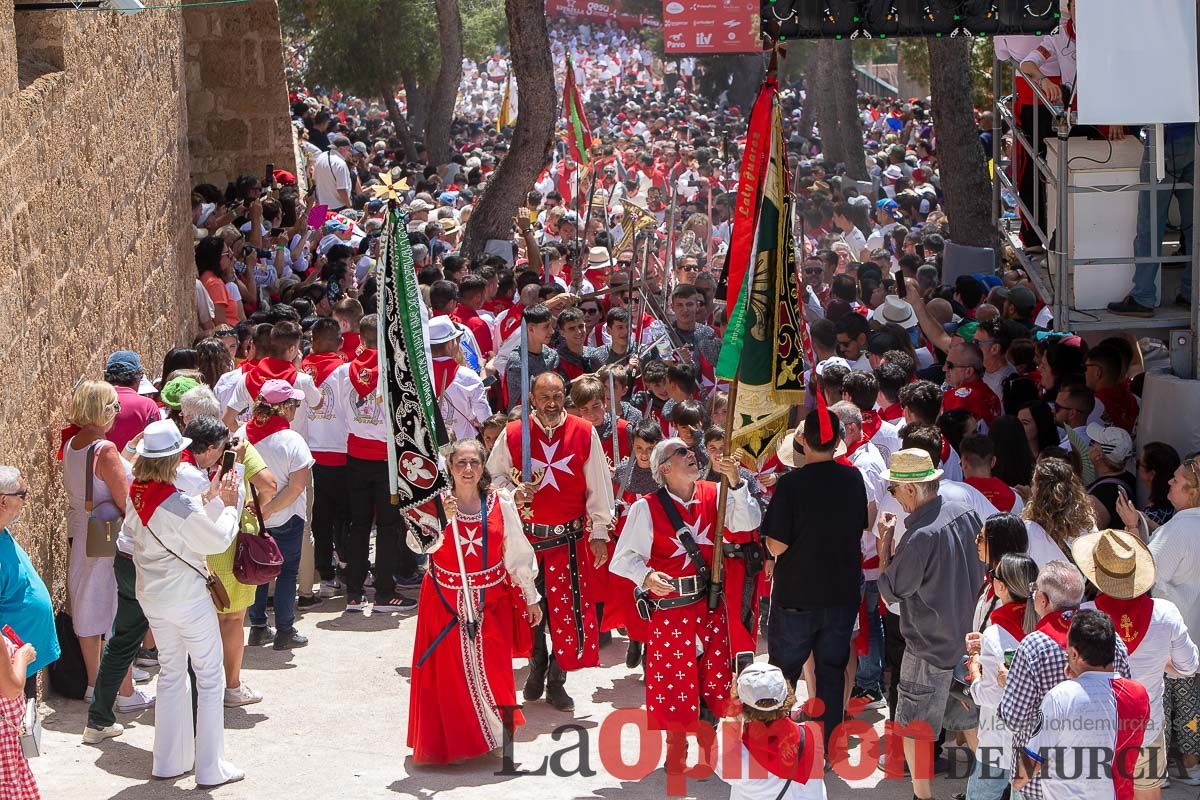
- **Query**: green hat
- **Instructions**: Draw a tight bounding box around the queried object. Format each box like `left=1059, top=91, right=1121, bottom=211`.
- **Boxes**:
left=956, top=321, right=980, bottom=344
left=160, top=376, right=200, bottom=410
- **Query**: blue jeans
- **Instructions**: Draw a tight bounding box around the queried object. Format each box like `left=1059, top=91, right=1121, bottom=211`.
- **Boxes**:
left=966, top=755, right=1018, bottom=800
left=1133, top=124, right=1195, bottom=307
left=248, top=515, right=304, bottom=633
left=767, top=603, right=857, bottom=745
left=855, top=580, right=885, bottom=692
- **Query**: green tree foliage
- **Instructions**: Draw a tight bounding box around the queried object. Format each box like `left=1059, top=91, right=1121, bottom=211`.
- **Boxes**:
left=462, top=0, right=509, bottom=63
left=898, top=36, right=1007, bottom=107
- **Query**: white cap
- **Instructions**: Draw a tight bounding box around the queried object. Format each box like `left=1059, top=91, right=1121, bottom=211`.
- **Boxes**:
left=736, top=662, right=789, bottom=711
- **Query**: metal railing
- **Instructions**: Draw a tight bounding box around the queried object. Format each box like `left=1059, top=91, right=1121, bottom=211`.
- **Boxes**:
left=990, top=56, right=1200, bottom=378
left=855, top=65, right=899, bottom=98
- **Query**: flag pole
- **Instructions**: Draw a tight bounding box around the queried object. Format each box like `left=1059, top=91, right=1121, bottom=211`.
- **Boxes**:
left=380, top=202, right=400, bottom=505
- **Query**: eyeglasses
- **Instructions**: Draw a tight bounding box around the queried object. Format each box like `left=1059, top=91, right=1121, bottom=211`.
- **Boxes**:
left=107, top=401, right=122, bottom=413
left=582, top=307, right=601, bottom=316
left=617, top=260, right=633, bottom=267
left=1, top=490, right=28, bottom=500
left=974, top=338, right=996, bottom=348
left=670, top=446, right=690, bottom=460
left=943, top=361, right=959, bottom=371
left=213, top=328, right=236, bottom=337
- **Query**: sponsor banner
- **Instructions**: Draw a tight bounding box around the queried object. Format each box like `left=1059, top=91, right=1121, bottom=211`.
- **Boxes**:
left=545, top=0, right=661, bottom=29
left=662, top=0, right=761, bottom=54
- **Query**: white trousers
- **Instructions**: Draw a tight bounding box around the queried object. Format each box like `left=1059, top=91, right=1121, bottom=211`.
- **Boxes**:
left=142, top=595, right=240, bottom=785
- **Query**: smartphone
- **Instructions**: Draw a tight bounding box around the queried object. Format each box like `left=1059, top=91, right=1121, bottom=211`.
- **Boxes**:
left=481, top=374, right=498, bottom=388
left=2, top=625, right=23, bottom=647
left=265, top=162, right=275, bottom=187
left=1003, top=649, right=1016, bottom=668
left=219, top=450, right=236, bottom=477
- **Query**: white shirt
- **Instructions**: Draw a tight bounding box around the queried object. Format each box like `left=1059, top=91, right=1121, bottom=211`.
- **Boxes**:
left=971, top=622, right=1022, bottom=771
left=1082, top=597, right=1198, bottom=736
left=195, top=279, right=215, bottom=328
left=850, top=441, right=887, bottom=581
left=610, top=482, right=761, bottom=589
left=983, top=364, right=1017, bottom=400
left=312, top=150, right=352, bottom=209
left=246, top=428, right=314, bottom=528
left=718, top=737, right=828, bottom=800
left=436, top=359, right=492, bottom=442
left=303, top=373, right=349, bottom=457
left=214, top=368, right=244, bottom=421
left=1023, top=520, right=1069, bottom=568
left=868, top=418, right=903, bottom=465
left=1150, top=508, right=1200, bottom=641
left=226, top=371, right=322, bottom=440
left=841, top=227, right=869, bottom=261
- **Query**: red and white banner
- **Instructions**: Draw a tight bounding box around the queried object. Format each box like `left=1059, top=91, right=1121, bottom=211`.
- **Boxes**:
left=545, top=0, right=661, bottom=30
left=662, top=0, right=762, bottom=54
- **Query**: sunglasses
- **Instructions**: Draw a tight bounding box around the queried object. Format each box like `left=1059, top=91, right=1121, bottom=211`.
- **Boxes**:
left=2, top=489, right=28, bottom=500
left=669, top=446, right=690, bottom=460
left=943, top=361, right=959, bottom=370
left=803, top=267, right=824, bottom=276
left=214, top=328, right=236, bottom=337
left=681, top=265, right=700, bottom=272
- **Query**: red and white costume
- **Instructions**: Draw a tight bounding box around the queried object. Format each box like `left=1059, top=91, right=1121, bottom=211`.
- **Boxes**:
left=612, top=479, right=761, bottom=730
left=407, top=491, right=539, bottom=764
left=487, top=414, right=614, bottom=671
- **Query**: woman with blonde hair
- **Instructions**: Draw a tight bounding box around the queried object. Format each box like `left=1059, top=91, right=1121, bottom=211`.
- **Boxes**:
left=127, top=420, right=243, bottom=787
left=62, top=380, right=147, bottom=707
left=1022, top=457, right=1096, bottom=566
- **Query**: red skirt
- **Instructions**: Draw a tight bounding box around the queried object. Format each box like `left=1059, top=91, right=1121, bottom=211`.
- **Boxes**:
left=408, top=575, right=527, bottom=764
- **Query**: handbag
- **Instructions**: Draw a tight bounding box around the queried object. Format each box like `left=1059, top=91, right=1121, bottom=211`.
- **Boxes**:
left=84, top=443, right=121, bottom=558
left=2, top=697, right=42, bottom=759
left=233, top=483, right=283, bottom=586
left=143, top=520, right=231, bottom=611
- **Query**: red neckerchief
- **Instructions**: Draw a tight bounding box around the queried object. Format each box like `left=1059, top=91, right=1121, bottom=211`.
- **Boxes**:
left=57, top=424, right=83, bottom=461
left=964, top=476, right=1015, bottom=512
left=990, top=601, right=1029, bottom=643
left=432, top=357, right=459, bottom=396
left=861, top=410, right=883, bottom=443
left=879, top=401, right=904, bottom=422
left=129, top=479, right=176, bottom=526
left=302, top=351, right=343, bottom=388
left=844, top=434, right=869, bottom=458
left=240, top=357, right=260, bottom=373
left=349, top=348, right=379, bottom=399
left=1035, top=609, right=1073, bottom=649
left=179, top=449, right=198, bottom=466
left=1095, top=593, right=1154, bottom=654
left=339, top=332, right=362, bottom=362
left=245, top=357, right=298, bottom=400
left=941, top=435, right=952, bottom=466
left=246, top=414, right=290, bottom=445
left=742, top=718, right=812, bottom=784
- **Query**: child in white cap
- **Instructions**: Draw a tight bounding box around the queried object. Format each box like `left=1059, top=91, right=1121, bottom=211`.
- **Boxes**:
left=719, top=662, right=827, bottom=800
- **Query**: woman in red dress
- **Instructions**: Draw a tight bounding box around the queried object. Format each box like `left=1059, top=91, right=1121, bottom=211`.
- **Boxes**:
left=406, top=439, right=541, bottom=765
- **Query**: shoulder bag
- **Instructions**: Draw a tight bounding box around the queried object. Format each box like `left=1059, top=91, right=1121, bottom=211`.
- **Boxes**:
left=234, top=483, right=283, bottom=586
left=1, top=697, right=41, bottom=759
left=143, top=519, right=231, bottom=611
left=84, top=442, right=121, bottom=558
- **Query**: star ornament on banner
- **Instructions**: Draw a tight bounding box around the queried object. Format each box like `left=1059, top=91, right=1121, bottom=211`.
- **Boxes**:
left=531, top=440, right=574, bottom=491
left=671, top=518, right=713, bottom=568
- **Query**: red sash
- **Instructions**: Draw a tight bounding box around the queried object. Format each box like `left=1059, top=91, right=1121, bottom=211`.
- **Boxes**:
left=742, top=718, right=815, bottom=784
left=1034, top=609, right=1073, bottom=648
left=1094, top=593, right=1154, bottom=654
left=129, top=479, right=176, bottom=526
left=301, top=352, right=343, bottom=388
left=349, top=348, right=379, bottom=399
left=246, top=414, right=290, bottom=445
left=245, top=357, right=298, bottom=400
left=1111, top=676, right=1151, bottom=800
left=989, top=601, right=1029, bottom=643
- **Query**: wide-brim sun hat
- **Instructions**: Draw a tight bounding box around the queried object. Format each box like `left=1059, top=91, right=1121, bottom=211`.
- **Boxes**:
left=1071, top=529, right=1156, bottom=600
left=775, top=420, right=847, bottom=470
left=883, top=448, right=944, bottom=483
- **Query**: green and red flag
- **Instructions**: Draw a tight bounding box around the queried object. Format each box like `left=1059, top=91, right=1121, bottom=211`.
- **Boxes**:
left=715, top=77, right=806, bottom=465
left=562, top=55, right=592, bottom=166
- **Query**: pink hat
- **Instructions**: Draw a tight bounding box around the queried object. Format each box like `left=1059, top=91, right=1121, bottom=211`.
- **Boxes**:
left=259, top=379, right=304, bottom=404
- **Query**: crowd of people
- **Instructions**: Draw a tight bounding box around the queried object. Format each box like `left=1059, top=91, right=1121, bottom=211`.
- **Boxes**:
left=1, top=7, right=1197, bottom=800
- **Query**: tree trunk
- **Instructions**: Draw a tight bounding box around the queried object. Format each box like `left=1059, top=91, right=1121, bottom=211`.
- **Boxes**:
left=402, top=73, right=431, bottom=143
left=381, top=85, right=416, bottom=162
left=794, top=45, right=818, bottom=143
left=812, top=41, right=845, bottom=167
left=425, top=0, right=463, bottom=166
left=830, top=40, right=867, bottom=181
left=461, top=0, right=555, bottom=263
left=727, top=53, right=766, bottom=114
left=927, top=37, right=999, bottom=250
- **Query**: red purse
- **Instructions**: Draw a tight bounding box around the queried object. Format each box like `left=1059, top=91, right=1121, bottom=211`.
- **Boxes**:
left=233, top=483, right=284, bottom=585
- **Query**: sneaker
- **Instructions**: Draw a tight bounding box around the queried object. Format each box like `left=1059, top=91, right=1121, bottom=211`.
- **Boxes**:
left=83, top=722, right=124, bottom=744
left=223, top=683, right=263, bottom=707
left=296, top=595, right=322, bottom=609
left=132, top=665, right=151, bottom=683
left=394, top=572, right=423, bottom=588
left=851, top=686, right=886, bottom=709
left=247, top=625, right=276, bottom=647
left=273, top=628, right=309, bottom=650
left=319, top=578, right=343, bottom=598
left=116, top=688, right=155, bottom=713
left=373, top=596, right=417, bottom=613
left=345, top=595, right=367, bottom=612
left=1107, top=295, right=1155, bottom=317
left=1177, top=763, right=1200, bottom=785
left=135, top=647, right=159, bottom=667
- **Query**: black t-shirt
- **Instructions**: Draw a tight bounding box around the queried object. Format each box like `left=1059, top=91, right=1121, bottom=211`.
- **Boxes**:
left=1088, top=471, right=1136, bottom=527
left=763, top=460, right=868, bottom=610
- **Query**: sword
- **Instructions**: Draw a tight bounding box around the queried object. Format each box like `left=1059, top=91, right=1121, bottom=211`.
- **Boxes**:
left=606, top=370, right=621, bottom=470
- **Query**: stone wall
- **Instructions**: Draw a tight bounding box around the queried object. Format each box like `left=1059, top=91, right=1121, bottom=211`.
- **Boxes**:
left=184, top=0, right=296, bottom=187
left=0, top=2, right=194, bottom=598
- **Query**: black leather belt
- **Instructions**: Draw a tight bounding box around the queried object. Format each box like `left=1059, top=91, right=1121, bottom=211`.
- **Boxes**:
left=723, top=543, right=748, bottom=559
left=652, top=590, right=706, bottom=611
left=528, top=527, right=584, bottom=552
left=524, top=517, right=585, bottom=539
left=667, top=575, right=705, bottom=595
left=525, top=515, right=587, bottom=658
